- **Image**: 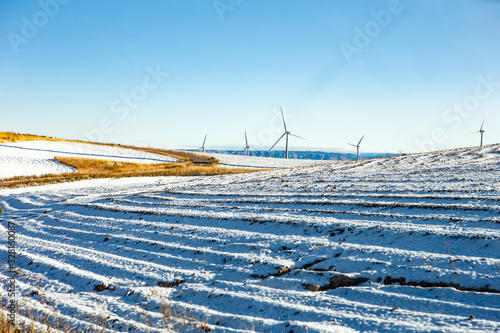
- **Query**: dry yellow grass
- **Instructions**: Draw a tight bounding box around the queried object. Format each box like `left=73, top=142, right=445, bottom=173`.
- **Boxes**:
left=0, top=299, right=211, bottom=333
left=54, top=156, right=264, bottom=178
left=0, top=310, right=20, bottom=333
left=0, top=132, right=267, bottom=189
left=55, top=156, right=190, bottom=175
left=0, top=132, right=69, bottom=143
left=0, top=157, right=267, bottom=189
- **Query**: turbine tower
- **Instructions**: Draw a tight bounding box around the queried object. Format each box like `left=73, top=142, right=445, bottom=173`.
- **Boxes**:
left=473, top=118, right=485, bottom=147
left=199, top=134, right=207, bottom=152
left=348, top=135, right=365, bottom=161
left=242, top=131, right=250, bottom=156
left=269, top=107, right=306, bottom=159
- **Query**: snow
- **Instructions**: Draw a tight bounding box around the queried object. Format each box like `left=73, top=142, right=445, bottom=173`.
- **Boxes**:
left=197, top=151, right=327, bottom=168
left=1, top=145, right=500, bottom=332
left=0, top=141, right=179, bottom=179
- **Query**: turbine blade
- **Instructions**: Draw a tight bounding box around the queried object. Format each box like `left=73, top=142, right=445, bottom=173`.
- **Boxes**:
left=480, top=117, right=485, bottom=131
left=289, top=133, right=306, bottom=140
left=280, top=107, right=287, bottom=131
left=202, top=134, right=207, bottom=147
left=358, top=135, right=365, bottom=146
left=348, top=143, right=358, bottom=147
left=245, top=131, right=248, bottom=146
left=269, top=133, right=286, bottom=151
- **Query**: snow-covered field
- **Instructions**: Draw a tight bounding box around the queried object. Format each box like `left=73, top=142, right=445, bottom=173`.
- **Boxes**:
left=197, top=151, right=326, bottom=168
left=0, top=141, right=179, bottom=179
left=1, top=145, right=500, bottom=332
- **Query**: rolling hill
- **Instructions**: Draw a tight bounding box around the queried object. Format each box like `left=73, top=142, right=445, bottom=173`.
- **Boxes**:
left=0, top=144, right=499, bottom=332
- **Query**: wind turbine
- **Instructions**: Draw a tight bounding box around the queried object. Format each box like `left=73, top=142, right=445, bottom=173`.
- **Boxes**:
left=348, top=135, right=364, bottom=161
left=472, top=118, right=485, bottom=147
left=269, top=107, right=306, bottom=159
left=242, top=131, right=250, bottom=156
left=199, top=134, right=207, bottom=152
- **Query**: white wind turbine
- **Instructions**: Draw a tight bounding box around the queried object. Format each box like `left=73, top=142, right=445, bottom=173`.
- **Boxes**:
left=242, top=131, right=250, bottom=156
left=348, top=135, right=364, bottom=161
left=269, top=107, right=306, bottom=159
left=199, top=134, right=207, bottom=152
left=471, top=118, right=485, bottom=147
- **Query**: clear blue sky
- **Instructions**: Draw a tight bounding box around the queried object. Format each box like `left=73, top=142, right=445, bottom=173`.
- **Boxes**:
left=1, top=0, right=499, bottom=153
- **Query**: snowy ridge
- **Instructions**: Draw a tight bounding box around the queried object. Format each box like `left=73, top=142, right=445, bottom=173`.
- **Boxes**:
left=199, top=151, right=327, bottom=168
left=0, top=141, right=179, bottom=179
left=201, top=149, right=394, bottom=161
left=0, top=145, right=499, bottom=332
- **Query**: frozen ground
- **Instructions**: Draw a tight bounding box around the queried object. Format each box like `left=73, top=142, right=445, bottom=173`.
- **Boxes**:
left=0, top=141, right=179, bottom=179
left=196, top=151, right=326, bottom=168
left=0, top=145, right=499, bottom=332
